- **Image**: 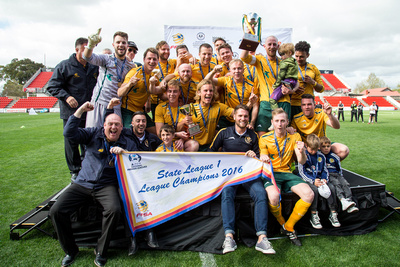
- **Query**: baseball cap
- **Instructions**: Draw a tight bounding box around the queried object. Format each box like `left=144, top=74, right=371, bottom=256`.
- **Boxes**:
left=128, top=41, right=138, bottom=51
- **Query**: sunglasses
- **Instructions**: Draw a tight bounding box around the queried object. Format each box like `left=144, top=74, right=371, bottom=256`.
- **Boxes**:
left=128, top=48, right=138, bottom=54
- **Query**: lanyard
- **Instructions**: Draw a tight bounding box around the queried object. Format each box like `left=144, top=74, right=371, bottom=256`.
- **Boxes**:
left=266, top=58, right=278, bottom=80
left=142, top=68, right=148, bottom=94
left=274, top=131, right=287, bottom=165
left=158, top=62, right=168, bottom=79
left=298, top=63, right=308, bottom=81
left=179, top=78, right=193, bottom=104
left=167, top=104, right=179, bottom=129
left=198, top=62, right=210, bottom=79
left=114, top=57, right=126, bottom=82
left=232, top=79, right=245, bottom=105
left=246, top=64, right=255, bottom=81
left=199, top=104, right=210, bottom=133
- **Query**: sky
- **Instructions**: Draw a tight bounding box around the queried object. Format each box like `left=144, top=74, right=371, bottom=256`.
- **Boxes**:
left=0, top=0, right=399, bottom=89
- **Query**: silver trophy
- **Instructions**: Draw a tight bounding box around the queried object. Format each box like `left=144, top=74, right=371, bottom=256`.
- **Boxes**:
left=179, top=104, right=202, bottom=136
left=239, top=12, right=262, bottom=52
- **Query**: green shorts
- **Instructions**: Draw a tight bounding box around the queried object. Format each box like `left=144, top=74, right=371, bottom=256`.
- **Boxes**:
left=262, top=171, right=306, bottom=193
left=121, top=108, right=155, bottom=128
left=255, top=101, right=291, bottom=132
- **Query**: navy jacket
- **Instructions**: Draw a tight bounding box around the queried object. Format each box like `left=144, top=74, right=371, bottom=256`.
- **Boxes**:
left=64, top=115, right=138, bottom=189
left=47, top=54, right=98, bottom=119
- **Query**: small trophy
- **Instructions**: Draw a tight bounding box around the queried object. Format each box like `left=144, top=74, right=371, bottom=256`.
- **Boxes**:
left=239, top=12, right=262, bottom=52
left=179, top=104, right=202, bottom=136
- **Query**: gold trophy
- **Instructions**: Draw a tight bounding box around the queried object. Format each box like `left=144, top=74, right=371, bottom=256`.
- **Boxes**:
left=239, top=12, right=262, bottom=52
left=179, top=104, right=201, bottom=136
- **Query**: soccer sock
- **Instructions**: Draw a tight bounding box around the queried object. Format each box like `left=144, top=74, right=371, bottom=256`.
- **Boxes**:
left=268, top=203, right=286, bottom=226
left=285, top=199, right=311, bottom=232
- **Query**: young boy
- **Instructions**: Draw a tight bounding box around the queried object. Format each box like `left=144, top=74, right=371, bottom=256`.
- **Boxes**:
left=320, top=136, right=359, bottom=213
left=298, top=134, right=341, bottom=229
left=156, top=124, right=184, bottom=152
left=270, top=43, right=298, bottom=110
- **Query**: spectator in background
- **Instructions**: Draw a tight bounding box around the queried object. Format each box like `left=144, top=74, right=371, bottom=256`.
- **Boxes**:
left=350, top=101, right=357, bottom=122
left=47, top=37, right=99, bottom=181
left=337, top=101, right=344, bottom=121
left=357, top=102, right=364, bottom=123
left=368, top=102, right=377, bottom=124
left=102, top=48, right=112, bottom=55
left=375, top=103, right=379, bottom=122
left=315, top=101, right=322, bottom=109
left=127, top=41, right=142, bottom=67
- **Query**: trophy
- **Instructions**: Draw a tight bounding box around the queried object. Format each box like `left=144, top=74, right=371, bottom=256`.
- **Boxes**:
left=239, top=12, right=262, bottom=52
left=179, top=104, right=202, bottom=136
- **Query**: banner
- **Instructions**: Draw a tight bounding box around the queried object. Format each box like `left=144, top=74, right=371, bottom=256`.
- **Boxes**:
left=164, top=25, right=292, bottom=59
left=115, top=152, right=274, bottom=236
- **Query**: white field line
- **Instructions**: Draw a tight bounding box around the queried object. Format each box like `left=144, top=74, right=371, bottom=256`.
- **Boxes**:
left=199, top=252, right=217, bottom=267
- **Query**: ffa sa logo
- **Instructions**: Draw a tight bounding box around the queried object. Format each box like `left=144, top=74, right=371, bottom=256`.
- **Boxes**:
left=98, top=148, right=104, bottom=152
left=136, top=200, right=149, bottom=212
left=318, top=157, right=322, bottom=163
left=73, top=73, right=80, bottom=78
left=197, top=32, right=205, bottom=40
left=173, top=33, right=185, bottom=44
left=329, top=158, right=335, bottom=163
left=129, top=154, right=141, bottom=163
left=245, top=136, right=252, bottom=144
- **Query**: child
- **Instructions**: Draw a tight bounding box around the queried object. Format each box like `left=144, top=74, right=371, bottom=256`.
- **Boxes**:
left=298, top=134, right=341, bottom=229
left=320, top=137, right=359, bottom=213
left=155, top=124, right=184, bottom=152
left=270, top=43, right=298, bottom=110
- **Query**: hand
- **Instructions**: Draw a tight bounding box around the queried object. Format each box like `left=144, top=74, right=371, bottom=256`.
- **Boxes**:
left=107, top=98, right=121, bottom=109
left=213, top=65, right=223, bottom=73
left=294, top=86, right=305, bottom=95
left=87, top=28, right=102, bottom=49
left=286, top=126, right=296, bottom=135
left=248, top=87, right=258, bottom=106
left=260, top=154, right=271, bottom=163
left=129, top=72, right=140, bottom=86
left=110, top=146, right=126, bottom=155
left=66, top=96, right=78, bottom=108
left=304, top=75, right=315, bottom=85
left=175, top=131, right=189, bottom=140
left=159, top=79, right=167, bottom=90
left=247, top=122, right=254, bottom=130
left=80, top=102, right=94, bottom=112
left=323, top=102, right=332, bottom=115
left=321, top=179, right=327, bottom=184
left=314, top=179, right=322, bottom=187
left=149, top=75, right=158, bottom=84
left=296, top=141, right=305, bottom=153
left=174, top=139, right=184, bottom=151
left=188, top=55, right=197, bottom=65
left=281, top=84, right=290, bottom=95
left=184, top=115, right=193, bottom=125
left=245, top=150, right=256, bottom=158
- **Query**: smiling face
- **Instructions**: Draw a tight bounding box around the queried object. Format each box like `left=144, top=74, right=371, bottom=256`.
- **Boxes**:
left=158, top=43, right=170, bottom=62
left=199, top=46, right=213, bottom=66
left=178, top=64, right=192, bottom=83
left=131, top=114, right=147, bottom=137
left=295, top=51, right=309, bottom=67
left=230, top=61, right=244, bottom=81
left=219, top=47, right=233, bottom=64
left=104, top=114, right=123, bottom=142
left=112, top=35, right=128, bottom=59
left=234, top=108, right=249, bottom=129
left=198, top=84, right=214, bottom=106
left=144, top=51, right=159, bottom=73
left=160, top=129, right=174, bottom=147
left=301, top=98, right=315, bottom=119
left=167, top=85, right=180, bottom=105
left=264, top=36, right=279, bottom=59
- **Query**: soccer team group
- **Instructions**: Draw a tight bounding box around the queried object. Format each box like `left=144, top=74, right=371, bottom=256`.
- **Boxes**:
left=47, top=29, right=359, bottom=266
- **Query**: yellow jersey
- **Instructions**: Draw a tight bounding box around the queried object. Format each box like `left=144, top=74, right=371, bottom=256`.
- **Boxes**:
left=291, top=63, right=324, bottom=106
left=154, top=102, right=185, bottom=129
left=291, top=108, right=329, bottom=141
left=191, top=62, right=217, bottom=83
left=259, top=131, right=302, bottom=173
left=155, top=142, right=184, bottom=152
left=216, top=76, right=259, bottom=108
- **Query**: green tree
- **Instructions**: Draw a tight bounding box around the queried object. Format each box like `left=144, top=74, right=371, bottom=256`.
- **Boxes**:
left=1, top=80, right=26, bottom=97
left=354, top=73, right=386, bottom=93
left=0, top=58, right=45, bottom=85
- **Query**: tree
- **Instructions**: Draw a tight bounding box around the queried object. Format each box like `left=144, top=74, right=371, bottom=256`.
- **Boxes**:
left=354, top=73, right=386, bottom=93
left=1, top=80, right=26, bottom=97
left=0, top=58, right=45, bottom=85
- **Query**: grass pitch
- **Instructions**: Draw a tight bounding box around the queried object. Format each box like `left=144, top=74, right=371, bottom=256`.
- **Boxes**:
left=0, top=111, right=399, bottom=266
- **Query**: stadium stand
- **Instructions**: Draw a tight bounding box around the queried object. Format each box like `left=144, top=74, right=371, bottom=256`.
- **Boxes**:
left=321, top=79, right=332, bottom=91
left=11, top=97, right=58, bottom=109
left=24, top=72, right=53, bottom=91
left=319, top=70, right=350, bottom=92
left=362, top=96, right=394, bottom=107
left=314, top=95, right=323, bottom=104
left=322, top=74, right=347, bottom=90
left=0, top=97, right=13, bottom=108
left=324, top=96, right=357, bottom=107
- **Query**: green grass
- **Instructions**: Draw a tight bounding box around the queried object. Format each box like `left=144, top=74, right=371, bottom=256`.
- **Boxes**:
left=1, top=111, right=399, bottom=266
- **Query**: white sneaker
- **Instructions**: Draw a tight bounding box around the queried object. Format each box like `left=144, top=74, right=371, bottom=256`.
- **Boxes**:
left=310, top=212, right=323, bottom=229
left=341, top=198, right=355, bottom=211
left=255, top=237, right=276, bottom=254
left=347, top=205, right=359, bottom=213
left=329, top=211, right=341, bottom=227
left=222, top=236, right=237, bottom=254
